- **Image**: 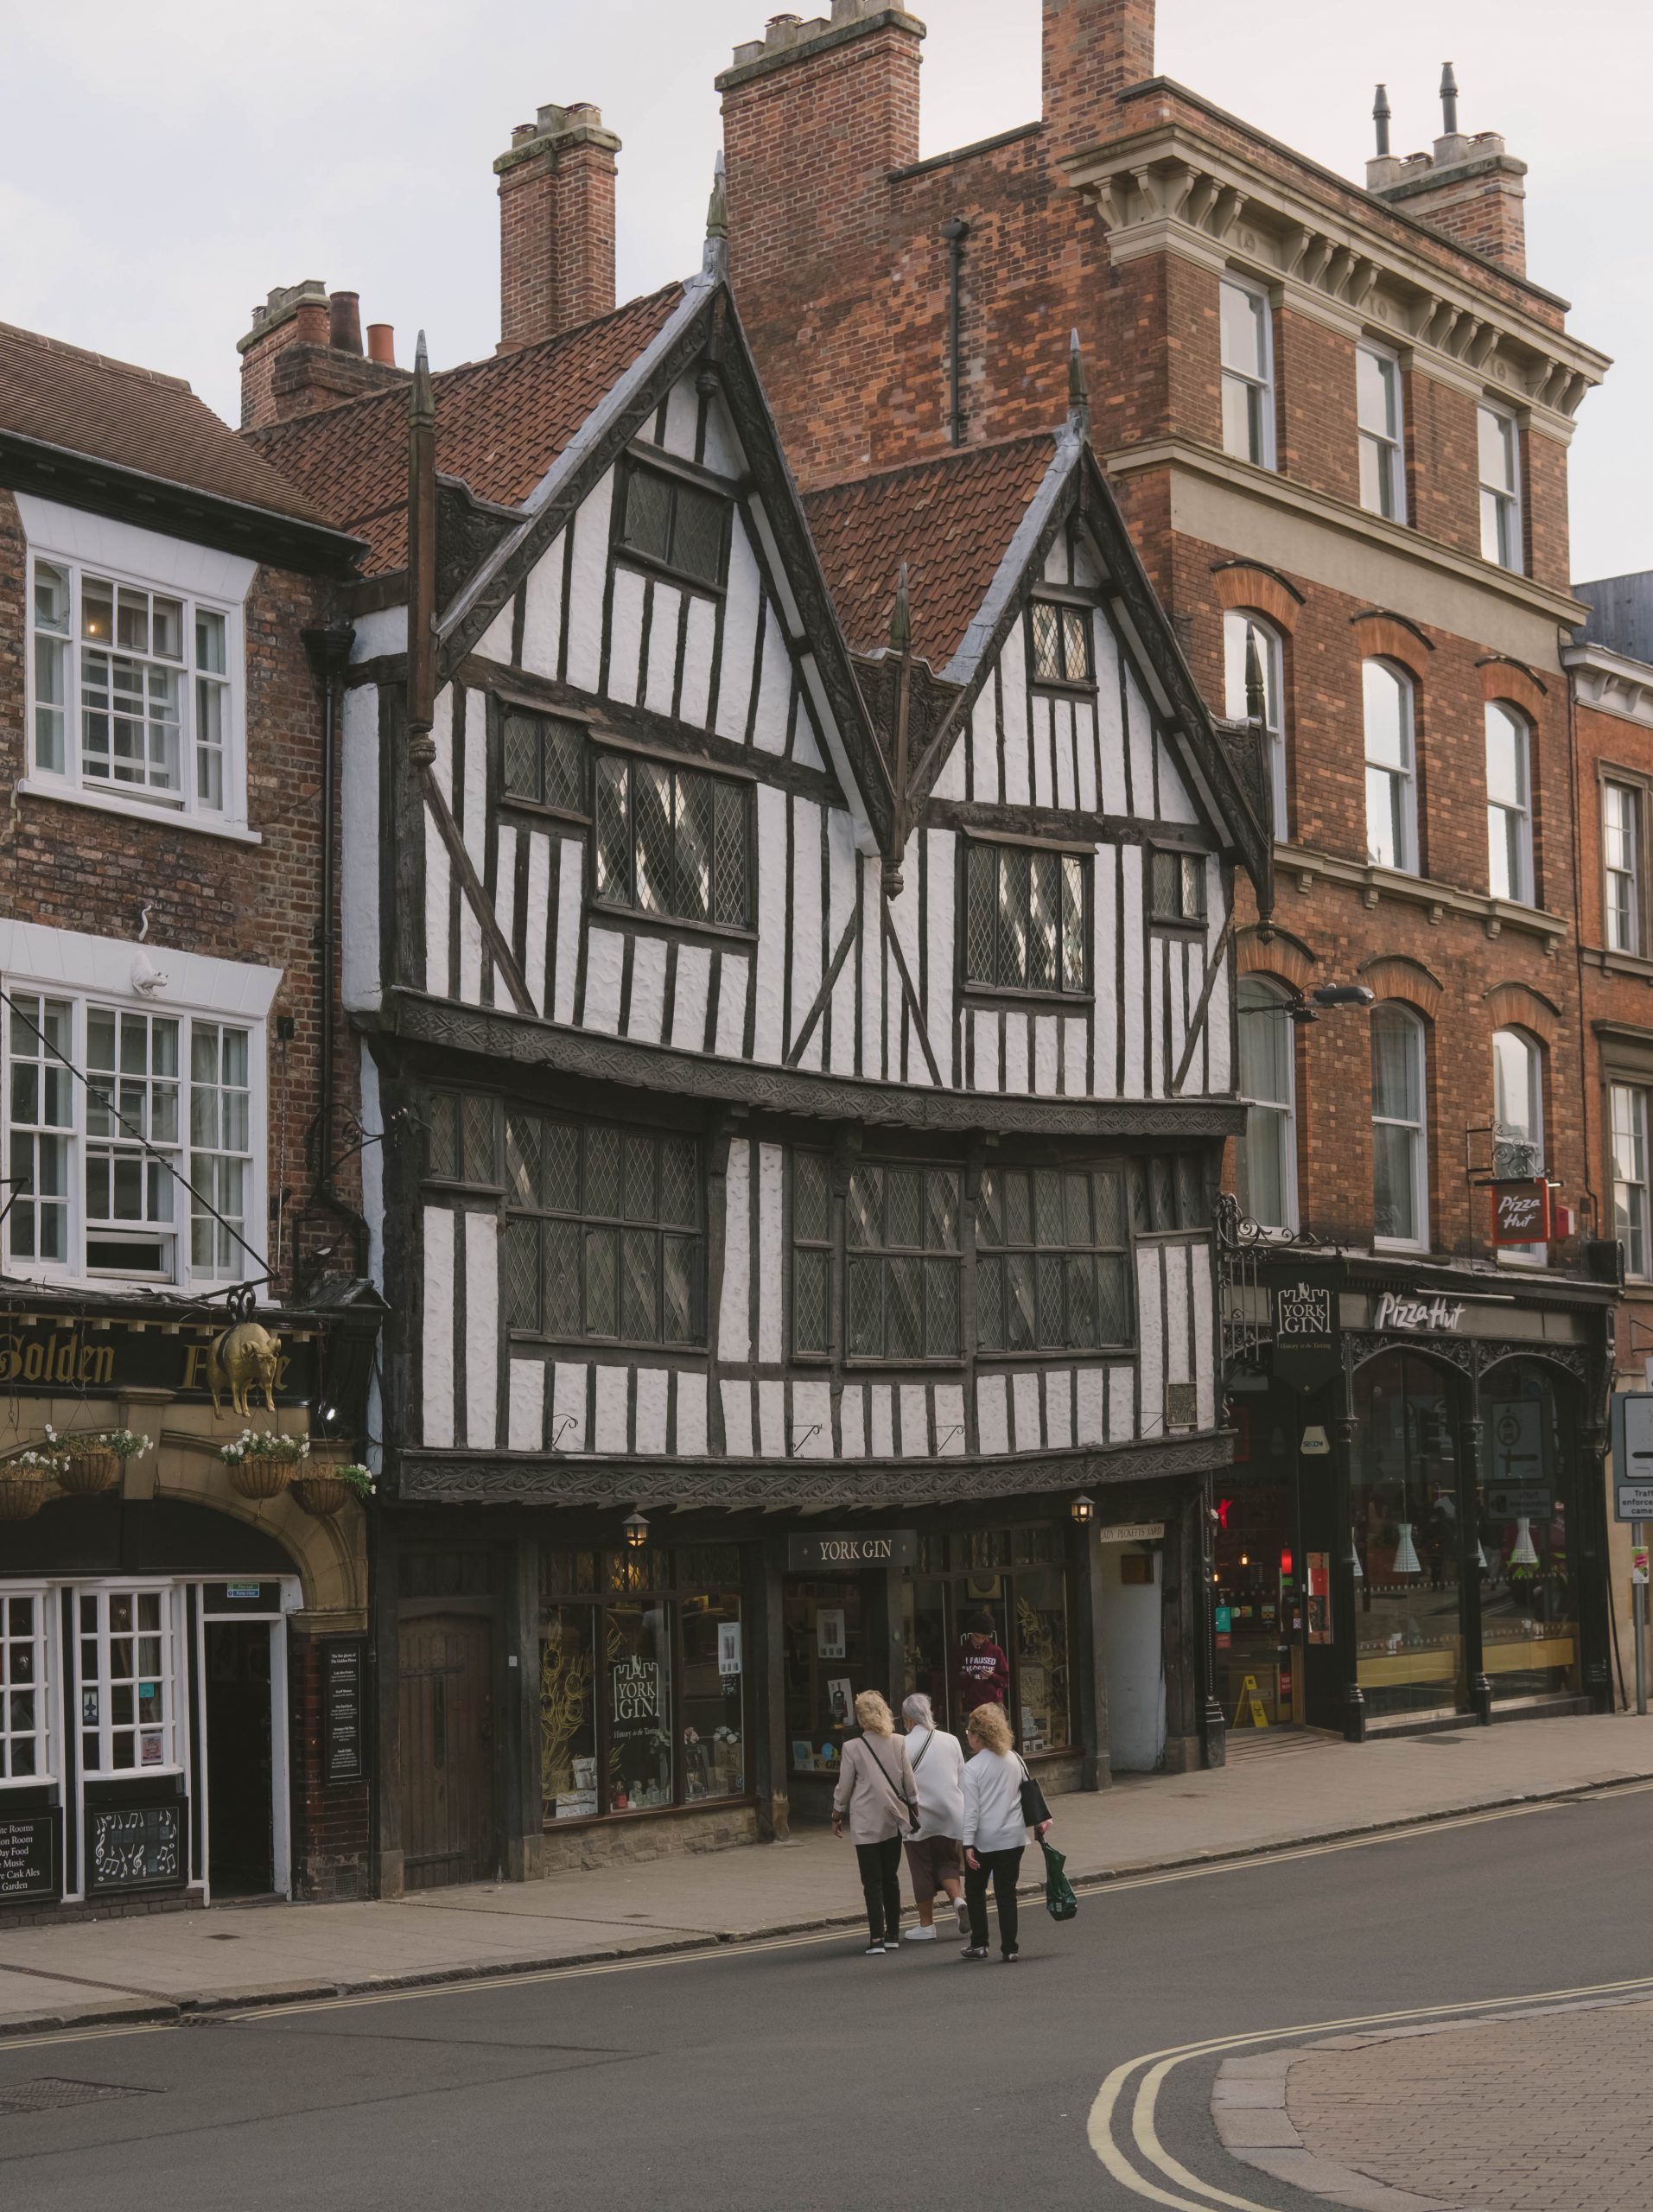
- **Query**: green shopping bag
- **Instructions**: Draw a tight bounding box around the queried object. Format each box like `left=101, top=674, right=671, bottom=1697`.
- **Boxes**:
left=1040, top=1835, right=1078, bottom=1922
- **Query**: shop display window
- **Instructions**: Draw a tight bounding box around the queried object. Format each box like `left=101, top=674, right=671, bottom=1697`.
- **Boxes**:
left=1351, top=1353, right=1465, bottom=1719
left=784, top=1579, right=867, bottom=1774
left=79, top=1587, right=175, bottom=1773
left=1478, top=1363, right=1580, bottom=1700
left=538, top=1547, right=744, bottom=1822
left=900, top=1524, right=1071, bottom=1757
left=0, top=1592, right=49, bottom=1782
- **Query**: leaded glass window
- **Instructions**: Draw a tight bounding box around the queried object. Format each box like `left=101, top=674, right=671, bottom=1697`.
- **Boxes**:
left=976, top=1166, right=1131, bottom=1352
left=619, top=462, right=730, bottom=588
left=427, top=1092, right=500, bottom=1187
left=502, top=709, right=584, bottom=812
left=963, top=842, right=1087, bottom=995
left=791, top=1149, right=832, bottom=1357
left=1150, top=848, right=1208, bottom=925
left=592, top=752, right=749, bottom=930
left=1029, top=599, right=1093, bottom=686
left=844, top=1161, right=961, bottom=1360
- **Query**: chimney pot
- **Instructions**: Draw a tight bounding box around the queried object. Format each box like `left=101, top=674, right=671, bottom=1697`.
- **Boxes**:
left=328, top=291, right=363, bottom=354
left=366, top=323, right=396, bottom=366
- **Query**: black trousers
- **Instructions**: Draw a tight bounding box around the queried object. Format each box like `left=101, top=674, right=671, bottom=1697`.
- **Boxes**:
left=965, top=1845, right=1024, bottom=1955
left=855, top=1835, right=904, bottom=1942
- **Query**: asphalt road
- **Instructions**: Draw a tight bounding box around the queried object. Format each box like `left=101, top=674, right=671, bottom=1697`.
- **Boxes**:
left=3, top=1784, right=1651, bottom=2212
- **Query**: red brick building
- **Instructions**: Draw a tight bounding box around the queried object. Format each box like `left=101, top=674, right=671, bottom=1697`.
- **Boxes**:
left=716, top=1, right=1621, bottom=1740
left=0, top=320, right=381, bottom=1916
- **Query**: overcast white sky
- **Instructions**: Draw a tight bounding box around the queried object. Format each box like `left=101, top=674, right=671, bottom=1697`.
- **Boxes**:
left=3, top=1, right=1647, bottom=581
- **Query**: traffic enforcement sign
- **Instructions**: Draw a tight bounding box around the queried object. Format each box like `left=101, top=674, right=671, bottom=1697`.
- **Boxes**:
left=1611, top=1391, right=1653, bottom=1522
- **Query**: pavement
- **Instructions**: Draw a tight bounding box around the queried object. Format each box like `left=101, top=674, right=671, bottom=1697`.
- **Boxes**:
left=3, top=1711, right=1651, bottom=2039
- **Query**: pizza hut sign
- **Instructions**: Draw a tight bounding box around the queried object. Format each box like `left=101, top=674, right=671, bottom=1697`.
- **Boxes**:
left=1491, top=1179, right=1551, bottom=1247
left=1375, top=1291, right=1466, bottom=1334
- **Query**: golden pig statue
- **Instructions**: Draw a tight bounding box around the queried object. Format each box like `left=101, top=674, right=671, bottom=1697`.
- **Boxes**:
left=207, top=1320, right=281, bottom=1421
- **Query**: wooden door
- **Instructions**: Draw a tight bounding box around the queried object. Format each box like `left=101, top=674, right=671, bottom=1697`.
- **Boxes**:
left=397, top=1614, right=495, bottom=1890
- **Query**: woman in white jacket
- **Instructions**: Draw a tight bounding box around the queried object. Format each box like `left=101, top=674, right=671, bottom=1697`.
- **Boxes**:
left=898, top=1694, right=968, bottom=1942
left=959, top=1701, right=1051, bottom=1961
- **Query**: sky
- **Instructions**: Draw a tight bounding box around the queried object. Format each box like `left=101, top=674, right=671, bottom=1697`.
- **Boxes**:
left=3, top=0, right=1649, bottom=582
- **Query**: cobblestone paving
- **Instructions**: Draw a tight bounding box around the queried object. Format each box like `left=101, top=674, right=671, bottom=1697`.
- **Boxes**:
left=1286, top=1999, right=1653, bottom=2212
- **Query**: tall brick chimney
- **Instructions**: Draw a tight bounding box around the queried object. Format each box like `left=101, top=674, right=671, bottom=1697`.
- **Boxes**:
left=494, top=102, right=621, bottom=353
left=1366, top=66, right=1527, bottom=276
left=1041, top=0, right=1156, bottom=157
left=237, top=282, right=407, bottom=431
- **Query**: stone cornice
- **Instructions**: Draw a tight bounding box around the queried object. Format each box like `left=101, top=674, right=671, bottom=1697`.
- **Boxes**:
left=1275, top=840, right=1568, bottom=951
left=1103, top=433, right=1589, bottom=632
left=1062, top=117, right=1608, bottom=421
left=1564, top=642, right=1653, bottom=730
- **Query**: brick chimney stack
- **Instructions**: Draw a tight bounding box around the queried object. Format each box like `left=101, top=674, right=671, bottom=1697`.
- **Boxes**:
left=1041, top=0, right=1156, bottom=157
left=494, top=102, right=621, bottom=353
left=238, top=282, right=408, bottom=431
left=1366, top=66, right=1527, bottom=275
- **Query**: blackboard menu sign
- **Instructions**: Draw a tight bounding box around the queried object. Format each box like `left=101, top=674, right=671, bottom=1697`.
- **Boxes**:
left=0, top=1809, right=58, bottom=1903
left=322, top=1638, right=367, bottom=1785
left=86, top=1802, right=185, bottom=1896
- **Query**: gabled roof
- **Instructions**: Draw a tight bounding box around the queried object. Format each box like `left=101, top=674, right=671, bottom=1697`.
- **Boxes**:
left=804, top=436, right=1057, bottom=670
left=0, top=320, right=335, bottom=530
left=249, top=287, right=683, bottom=577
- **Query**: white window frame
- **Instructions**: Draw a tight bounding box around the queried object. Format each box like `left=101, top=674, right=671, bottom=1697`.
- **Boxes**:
left=1356, top=341, right=1407, bottom=522
left=1235, top=977, right=1298, bottom=1232
left=76, top=1582, right=184, bottom=1778
left=1371, top=1004, right=1428, bottom=1252
left=1223, top=611, right=1287, bottom=840
left=18, top=497, right=252, bottom=835
left=0, top=1586, right=55, bottom=1788
left=1492, top=1027, right=1546, bottom=1266
left=1478, top=402, right=1523, bottom=573
left=1363, top=659, right=1418, bottom=874
left=1485, top=702, right=1534, bottom=906
left=0, top=920, right=277, bottom=1293
left=1612, top=1083, right=1650, bottom=1281
left=1220, top=276, right=1276, bottom=470
left=1603, top=780, right=1642, bottom=954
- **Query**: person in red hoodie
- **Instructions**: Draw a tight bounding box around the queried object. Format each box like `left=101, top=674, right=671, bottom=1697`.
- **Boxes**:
left=954, top=1611, right=1010, bottom=1723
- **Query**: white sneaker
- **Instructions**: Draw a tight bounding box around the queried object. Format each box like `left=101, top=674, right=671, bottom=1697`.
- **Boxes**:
left=903, top=1924, right=938, bottom=1942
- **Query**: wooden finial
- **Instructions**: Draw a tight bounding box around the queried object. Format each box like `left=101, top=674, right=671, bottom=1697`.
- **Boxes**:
left=889, top=558, right=912, bottom=654
left=1243, top=626, right=1267, bottom=723
left=1067, top=328, right=1090, bottom=426
left=406, top=328, right=438, bottom=741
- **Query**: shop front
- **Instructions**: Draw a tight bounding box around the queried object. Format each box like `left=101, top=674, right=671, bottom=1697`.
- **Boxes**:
left=1220, top=1255, right=1616, bottom=1737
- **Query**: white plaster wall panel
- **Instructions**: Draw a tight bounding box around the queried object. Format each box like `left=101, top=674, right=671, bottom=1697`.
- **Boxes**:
left=827, top=809, right=859, bottom=1076
left=663, top=376, right=699, bottom=459
left=1205, top=909, right=1231, bottom=1094
left=933, top=742, right=968, bottom=802
left=889, top=864, right=925, bottom=1083
left=970, top=690, right=1000, bottom=804
left=1031, top=696, right=1052, bottom=808
left=493, top=824, right=518, bottom=965
left=594, top=1364, right=629, bottom=1453
left=753, top=601, right=793, bottom=754
left=1136, top=1243, right=1165, bottom=1436
left=553, top=838, right=582, bottom=1023
left=563, top=474, right=614, bottom=694
left=925, top=829, right=955, bottom=1080
left=1045, top=1371, right=1072, bottom=1450
left=1055, top=702, right=1078, bottom=811
left=972, top=1009, right=1000, bottom=1092
left=461, top=690, right=487, bottom=868
left=675, top=1371, right=709, bottom=1457
left=792, top=699, right=825, bottom=772
left=934, top=1384, right=965, bottom=1454
left=1003, top=1014, right=1029, bottom=1095
left=867, top=1386, right=893, bottom=1459
left=605, top=565, right=645, bottom=709
left=1192, top=1245, right=1216, bottom=1430
left=475, top=604, right=513, bottom=663
left=1164, top=1242, right=1192, bottom=1388
left=721, top=1379, right=753, bottom=1456
left=551, top=1362, right=588, bottom=1451
left=1121, top=844, right=1146, bottom=1095
left=715, top=522, right=762, bottom=743
left=643, top=582, right=681, bottom=715
left=1075, top=702, right=1097, bottom=814
left=429, top=685, right=454, bottom=803
left=1094, top=842, right=1118, bottom=1098
left=757, top=1143, right=785, bottom=1363
left=1094, top=616, right=1128, bottom=816
left=627, top=934, right=667, bottom=1045
left=582, top=926, right=624, bottom=1035
left=679, top=595, right=715, bottom=728
left=758, top=1379, right=786, bottom=1457
left=1063, top=1016, right=1086, bottom=1098
left=520, top=531, right=565, bottom=677
left=1012, top=1370, right=1041, bottom=1453
left=718, top=1139, right=751, bottom=1361
left=1108, top=1364, right=1136, bottom=1442
left=421, top=1206, right=455, bottom=1448
left=900, top=1383, right=929, bottom=1457
left=1072, top=537, right=1102, bottom=588
left=340, top=683, right=381, bottom=1010
left=524, top=831, right=551, bottom=1017
left=715, top=953, right=749, bottom=1058
left=463, top=1211, right=499, bottom=1448
left=701, top=391, right=740, bottom=477
left=457, top=899, right=484, bottom=1009
left=423, top=813, right=450, bottom=999
left=1000, top=624, right=1031, bottom=804
left=790, top=796, right=823, bottom=1068
left=976, top=1373, right=1009, bottom=1455
left=1124, top=664, right=1155, bottom=820
left=507, top=1360, right=545, bottom=1453
left=1075, top=1367, right=1105, bottom=1447
left=634, top=1368, right=668, bottom=1455
left=671, top=943, right=712, bottom=1053
left=1033, top=1014, right=1059, bottom=1096
left=860, top=864, right=885, bottom=1077
left=1148, top=936, right=1166, bottom=1099
left=839, top=1385, right=866, bottom=1458
left=1156, top=733, right=1197, bottom=823
left=753, top=785, right=788, bottom=1063
left=791, top=1379, right=832, bottom=1457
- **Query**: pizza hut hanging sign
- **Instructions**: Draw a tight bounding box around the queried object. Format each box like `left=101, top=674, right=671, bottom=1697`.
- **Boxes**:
left=1491, top=1178, right=1552, bottom=1248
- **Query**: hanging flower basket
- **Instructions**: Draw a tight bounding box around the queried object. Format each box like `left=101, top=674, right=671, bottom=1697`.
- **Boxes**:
left=228, top=1456, right=295, bottom=1501
left=44, top=1427, right=151, bottom=1497
left=220, top=1429, right=309, bottom=1502
left=0, top=1451, right=63, bottom=1522
left=293, top=1460, right=374, bottom=1519
left=59, top=1450, right=121, bottom=1497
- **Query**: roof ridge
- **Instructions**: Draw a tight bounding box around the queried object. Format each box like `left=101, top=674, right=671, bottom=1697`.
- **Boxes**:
left=803, top=430, right=1058, bottom=502
left=0, top=320, right=194, bottom=395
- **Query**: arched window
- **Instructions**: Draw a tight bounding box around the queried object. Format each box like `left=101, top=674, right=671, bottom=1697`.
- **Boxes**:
left=1363, top=661, right=1417, bottom=874
left=1235, top=976, right=1296, bottom=1230
left=1224, top=611, right=1287, bottom=840
left=1493, top=1027, right=1545, bottom=1261
left=1371, top=1004, right=1427, bottom=1249
left=1485, top=702, right=1533, bottom=904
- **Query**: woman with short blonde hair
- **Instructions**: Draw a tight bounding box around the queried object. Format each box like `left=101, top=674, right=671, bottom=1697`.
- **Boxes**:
left=832, top=1689, right=919, bottom=1954
left=959, top=1701, right=1052, bottom=1963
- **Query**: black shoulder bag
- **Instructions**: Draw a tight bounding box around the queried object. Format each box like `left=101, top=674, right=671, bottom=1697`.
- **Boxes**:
left=1016, top=1754, right=1052, bottom=1829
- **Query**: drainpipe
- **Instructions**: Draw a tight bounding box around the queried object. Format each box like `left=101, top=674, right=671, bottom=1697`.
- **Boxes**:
left=302, top=622, right=370, bottom=1281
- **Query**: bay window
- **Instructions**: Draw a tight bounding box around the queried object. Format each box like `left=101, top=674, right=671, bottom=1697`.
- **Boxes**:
left=963, top=840, right=1088, bottom=996
left=593, top=749, right=750, bottom=931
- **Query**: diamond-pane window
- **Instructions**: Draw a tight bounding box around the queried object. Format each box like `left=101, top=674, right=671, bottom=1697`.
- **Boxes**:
left=1030, top=599, right=1092, bottom=686
left=791, top=1150, right=834, bottom=1358
left=502, top=710, right=584, bottom=812
left=976, top=1166, right=1132, bottom=1352
left=619, top=462, right=729, bottom=588
left=429, top=1093, right=500, bottom=1188
left=963, top=840, right=1089, bottom=995
left=836, top=1160, right=961, bottom=1361
left=1151, top=846, right=1208, bottom=924
left=622, top=468, right=672, bottom=564
left=592, top=752, right=749, bottom=929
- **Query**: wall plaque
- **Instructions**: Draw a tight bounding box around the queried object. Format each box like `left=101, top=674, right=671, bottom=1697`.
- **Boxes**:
left=322, top=1639, right=367, bottom=1785
left=0, top=1809, right=58, bottom=1903
left=788, top=1529, right=918, bottom=1572
left=86, top=1802, right=185, bottom=1896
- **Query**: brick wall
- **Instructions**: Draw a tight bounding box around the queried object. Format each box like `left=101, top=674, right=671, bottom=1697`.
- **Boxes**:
left=289, top=1630, right=372, bottom=1898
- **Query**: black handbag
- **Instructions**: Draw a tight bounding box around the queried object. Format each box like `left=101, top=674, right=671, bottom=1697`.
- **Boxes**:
left=1017, top=1756, right=1052, bottom=1828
